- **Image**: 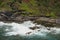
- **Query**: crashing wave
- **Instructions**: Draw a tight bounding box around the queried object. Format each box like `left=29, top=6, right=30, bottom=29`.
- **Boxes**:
left=0, top=21, right=60, bottom=36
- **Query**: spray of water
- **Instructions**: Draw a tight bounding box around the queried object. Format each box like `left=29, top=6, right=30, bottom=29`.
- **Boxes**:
left=0, top=21, right=60, bottom=36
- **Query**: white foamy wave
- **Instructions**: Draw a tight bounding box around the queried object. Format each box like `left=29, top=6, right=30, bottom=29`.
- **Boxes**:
left=0, top=21, right=60, bottom=36
left=49, top=27, right=60, bottom=34
left=0, top=22, right=5, bottom=26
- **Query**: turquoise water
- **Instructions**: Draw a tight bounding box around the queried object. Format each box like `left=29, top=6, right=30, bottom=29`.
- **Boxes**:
left=0, top=21, right=60, bottom=40
left=0, top=31, right=60, bottom=40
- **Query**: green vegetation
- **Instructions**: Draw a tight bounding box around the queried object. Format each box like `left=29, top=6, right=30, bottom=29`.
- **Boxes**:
left=0, top=0, right=60, bottom=18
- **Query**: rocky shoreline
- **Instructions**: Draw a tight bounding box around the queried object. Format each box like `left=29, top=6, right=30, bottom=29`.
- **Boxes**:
left=0, top=11, right=60, bottom=27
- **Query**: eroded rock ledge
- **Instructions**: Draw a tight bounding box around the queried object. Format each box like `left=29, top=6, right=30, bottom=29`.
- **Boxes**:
left=0, top=11, right=60, bottom=27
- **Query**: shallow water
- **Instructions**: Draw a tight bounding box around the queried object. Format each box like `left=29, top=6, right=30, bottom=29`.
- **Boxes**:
left=0, top=21, right=60, bottom=40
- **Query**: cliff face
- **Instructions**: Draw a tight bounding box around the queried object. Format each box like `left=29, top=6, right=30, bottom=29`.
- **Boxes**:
left=0, top=0, right=60, bottom=27
left=0, top=11, right=59, bottom=27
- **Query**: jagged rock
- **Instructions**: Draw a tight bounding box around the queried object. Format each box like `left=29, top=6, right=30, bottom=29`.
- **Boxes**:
left=29, top=26, right=40, bottom=30
left=0, top=11, right=59, bottom=27
left=35, top=17, right=56, bottom=23
left=26, top=32, right=32, bottom=34
left=47, top=27, right=51, bottom=30
left=34, top=17, right=57, bottom=27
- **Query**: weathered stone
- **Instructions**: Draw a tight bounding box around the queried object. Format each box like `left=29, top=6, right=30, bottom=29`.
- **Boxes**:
left=26, top=32, right=32, bottom=34
left=0, top=11, right=59, bottom=27
left=29, top=26, right=40, bottom=30
left=56, top=18, right=60, bottom=24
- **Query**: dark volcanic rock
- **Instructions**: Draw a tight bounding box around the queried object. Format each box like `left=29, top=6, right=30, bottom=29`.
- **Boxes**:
left=26, top=32, right=32, bottom=34
left=0, top=11, right=59, bottom=27
left=29, top=26, right=40, bottom=30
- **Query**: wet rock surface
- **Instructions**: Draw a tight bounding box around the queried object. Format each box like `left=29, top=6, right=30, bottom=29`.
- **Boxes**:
left=29, top=26, right=40, bottom=30
left=0, top=11, right=60, bottom=27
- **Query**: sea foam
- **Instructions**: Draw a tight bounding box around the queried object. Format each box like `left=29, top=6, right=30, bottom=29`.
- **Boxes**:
left=0, top=21, right=60, bottom=36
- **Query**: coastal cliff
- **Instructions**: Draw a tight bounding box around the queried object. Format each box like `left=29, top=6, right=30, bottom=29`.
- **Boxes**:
left=0, top=10, right=60, bottom=27
left=0, top=0, right=60, bottom=27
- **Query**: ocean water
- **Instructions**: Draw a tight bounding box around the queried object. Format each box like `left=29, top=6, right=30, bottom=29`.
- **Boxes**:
left=0, top=21, right=60, bottom=40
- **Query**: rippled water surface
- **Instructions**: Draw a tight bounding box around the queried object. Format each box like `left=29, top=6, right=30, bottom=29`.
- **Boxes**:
left=0, top=21, right=60, bottom=40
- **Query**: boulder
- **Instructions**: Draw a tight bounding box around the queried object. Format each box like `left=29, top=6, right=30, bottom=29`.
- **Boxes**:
left=29, top=26, right=40, bottom=30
